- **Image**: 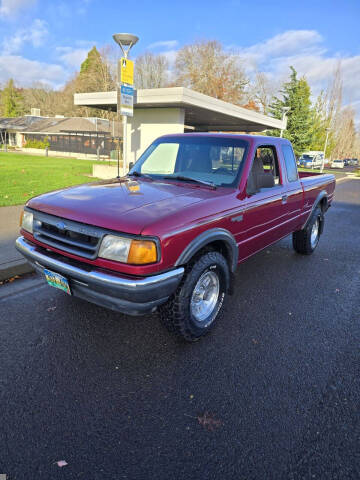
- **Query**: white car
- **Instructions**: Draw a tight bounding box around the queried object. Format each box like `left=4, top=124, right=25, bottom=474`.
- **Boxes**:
left=299, top=151, right=324, bottom=169
left=331, top=159, right=345, bottom=169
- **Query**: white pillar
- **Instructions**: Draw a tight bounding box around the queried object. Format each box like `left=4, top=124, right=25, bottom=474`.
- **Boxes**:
left=125, top=108, right=185, bottom=166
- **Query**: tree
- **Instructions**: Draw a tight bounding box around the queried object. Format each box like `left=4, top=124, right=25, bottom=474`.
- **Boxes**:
left=331, top=106, right=357, bottom=159
left=76, top=46, right=115, bottom=94
left=174, top=40, right=248, bottom=104
left=249, top=72, right=276, bottom=114
left=268, top=67, right=312, bottom=157
left=241, top=100, right=260, bottom=111
left=135, top=52, right=169, bottom=89
left=72, top=46, right=116, bottom=119
left=308, top=64, right=343, bottom=158
left=1, top=79, right=24, bottom=117
left=22, top=82, right=63, bottom=117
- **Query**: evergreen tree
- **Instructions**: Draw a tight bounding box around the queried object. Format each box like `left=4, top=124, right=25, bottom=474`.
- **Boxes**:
left=268, top=67, right=312, bottom=157
left=2, top=79, right=24, bottom=117
left=76, top=46, right=114, bottom=93
left=80, top=46, right=101, bottom=75
left=73, top=46, right=115, bottom=118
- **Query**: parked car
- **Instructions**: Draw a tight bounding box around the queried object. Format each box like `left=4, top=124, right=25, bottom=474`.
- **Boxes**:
left=298, top=151, right=324, bottom=169
left=331, top=159, right=345, bottom=168
left=16, top=134, right=336, bottom=341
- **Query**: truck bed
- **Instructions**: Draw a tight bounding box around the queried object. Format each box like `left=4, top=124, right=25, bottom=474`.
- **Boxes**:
left=300, top=172, right=336, bottom=217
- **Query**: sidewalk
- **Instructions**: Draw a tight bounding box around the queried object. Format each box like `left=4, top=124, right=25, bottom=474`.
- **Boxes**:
left=0, top=205, right=34, bottom=281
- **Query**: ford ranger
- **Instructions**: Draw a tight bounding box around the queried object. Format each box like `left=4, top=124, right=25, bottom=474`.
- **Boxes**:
left=16, top=134, right=336, bottom=341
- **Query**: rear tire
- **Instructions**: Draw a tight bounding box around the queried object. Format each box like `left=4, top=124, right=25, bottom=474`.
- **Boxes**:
left=159, top=251, right=229, bottom=342
left=293, top=206, right=323, bottom=255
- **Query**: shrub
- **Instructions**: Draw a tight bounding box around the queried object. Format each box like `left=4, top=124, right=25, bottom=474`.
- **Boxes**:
left=24, top=137, right=50, bottom=149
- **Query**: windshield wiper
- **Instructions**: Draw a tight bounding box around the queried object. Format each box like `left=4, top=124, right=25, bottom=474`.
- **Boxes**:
left=163, top=175, right=216, bottom=189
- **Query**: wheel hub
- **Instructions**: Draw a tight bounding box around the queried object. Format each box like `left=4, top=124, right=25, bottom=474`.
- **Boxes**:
left=310, top=218, right=319, bottom=248
left=190, top=271, right=220, bottom=322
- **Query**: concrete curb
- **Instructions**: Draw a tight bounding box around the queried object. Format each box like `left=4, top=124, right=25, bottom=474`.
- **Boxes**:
left=0, top=274, right=45, bottom=300
left=336, top=175, right=360, bottom=183
left=0, top=258, right=34, bottom=282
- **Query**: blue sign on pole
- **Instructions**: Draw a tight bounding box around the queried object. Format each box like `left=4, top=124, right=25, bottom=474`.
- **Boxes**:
left=120, top=84, right=134, bottom=116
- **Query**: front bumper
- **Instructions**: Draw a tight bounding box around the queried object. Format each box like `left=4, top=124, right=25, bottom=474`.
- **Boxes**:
left=15, top=236, right=184, bottom=316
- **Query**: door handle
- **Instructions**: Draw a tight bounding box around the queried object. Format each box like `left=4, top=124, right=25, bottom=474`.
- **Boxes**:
left=281, top=194, right=288, bottom=204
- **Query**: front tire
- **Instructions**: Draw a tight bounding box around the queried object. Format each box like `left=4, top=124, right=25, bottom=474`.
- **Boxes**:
left=159, top=252, right=229, bottom=342
left=293, top=206, right=323, bottom=255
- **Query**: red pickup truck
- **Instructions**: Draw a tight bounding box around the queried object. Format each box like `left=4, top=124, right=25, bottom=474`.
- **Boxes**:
left=16, top=134, right=335, bottom=341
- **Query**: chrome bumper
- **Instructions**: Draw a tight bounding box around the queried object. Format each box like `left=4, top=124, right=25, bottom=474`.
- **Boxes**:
left=15, top=236, right=184, bottom=315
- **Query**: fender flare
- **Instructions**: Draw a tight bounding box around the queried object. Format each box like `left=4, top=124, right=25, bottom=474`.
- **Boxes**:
left=302, top=190, right=328, bottom=230
left=174, top=228, right=238, bottom=273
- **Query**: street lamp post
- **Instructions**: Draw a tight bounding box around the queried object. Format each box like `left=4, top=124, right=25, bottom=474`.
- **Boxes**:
left=280, top=107, right=290, bottom=138
left=321, top=127, right=331, bottom=173
left=112, top=33, right=139, bottom=177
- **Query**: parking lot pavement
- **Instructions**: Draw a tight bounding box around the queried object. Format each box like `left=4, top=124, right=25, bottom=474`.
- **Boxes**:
left=0, top=180, right=359, bottom=480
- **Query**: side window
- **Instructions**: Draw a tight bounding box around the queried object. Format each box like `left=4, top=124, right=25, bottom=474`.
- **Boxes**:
left=282, top=144, right=298, bottom=182
left=247, top=145, right=281, bottom=194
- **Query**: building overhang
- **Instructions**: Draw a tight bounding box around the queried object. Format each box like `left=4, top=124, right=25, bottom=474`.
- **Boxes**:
left=74, top=87, right=285, bottom=132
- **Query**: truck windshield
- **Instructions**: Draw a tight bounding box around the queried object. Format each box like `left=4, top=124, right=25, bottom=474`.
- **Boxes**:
left=129, top=136, right=248, bottom=187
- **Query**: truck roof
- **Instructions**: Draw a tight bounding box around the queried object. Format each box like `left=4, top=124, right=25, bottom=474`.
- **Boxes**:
left=157, top=132, right=292, bottom=145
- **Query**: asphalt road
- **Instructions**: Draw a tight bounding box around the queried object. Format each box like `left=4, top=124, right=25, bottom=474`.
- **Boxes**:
left=0, top=179, right=359, bottom=480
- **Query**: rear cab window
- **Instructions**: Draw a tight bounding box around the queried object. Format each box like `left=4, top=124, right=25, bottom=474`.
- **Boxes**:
left=282, top=144, right=299, bottom=182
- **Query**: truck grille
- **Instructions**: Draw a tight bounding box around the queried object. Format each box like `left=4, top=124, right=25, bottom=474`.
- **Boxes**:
left=32, top=210, right=104, bottom=259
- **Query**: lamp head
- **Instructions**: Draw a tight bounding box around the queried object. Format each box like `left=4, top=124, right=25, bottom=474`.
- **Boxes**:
left=113, top=33, right=139, bottom=47
left=112, top=33, right=139, bottom=58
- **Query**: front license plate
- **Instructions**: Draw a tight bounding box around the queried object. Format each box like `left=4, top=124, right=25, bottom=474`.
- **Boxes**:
left=44, top=268, right=71, bottom=295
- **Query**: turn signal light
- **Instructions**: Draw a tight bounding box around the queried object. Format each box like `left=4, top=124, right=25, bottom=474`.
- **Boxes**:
left=127, top=240, right=157, bottom=265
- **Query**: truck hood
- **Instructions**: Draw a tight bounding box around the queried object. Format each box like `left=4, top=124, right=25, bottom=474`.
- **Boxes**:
left=27, top=178, right=213, bottom=234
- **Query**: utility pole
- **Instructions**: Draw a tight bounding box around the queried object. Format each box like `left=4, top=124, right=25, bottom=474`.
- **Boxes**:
left=321, top=128, right=330, bottom=173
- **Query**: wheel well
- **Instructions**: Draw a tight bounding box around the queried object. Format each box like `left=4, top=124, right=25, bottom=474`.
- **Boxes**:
left=319, top=196, right=328, bottom=212
left=190, top=240, right=232, bottom=269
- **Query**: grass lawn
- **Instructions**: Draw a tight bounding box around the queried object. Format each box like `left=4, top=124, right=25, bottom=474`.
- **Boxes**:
left=0, top=152, right=106, bottom=207
left=298, top=167, right=335, bottom=174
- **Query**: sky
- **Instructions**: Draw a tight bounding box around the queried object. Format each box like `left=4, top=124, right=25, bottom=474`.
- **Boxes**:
left=0, top=0, right=359, bottom=121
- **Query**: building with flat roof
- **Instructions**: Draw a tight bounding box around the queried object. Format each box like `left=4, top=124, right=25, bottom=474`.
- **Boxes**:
left=74, top=87, right=286, bottom=165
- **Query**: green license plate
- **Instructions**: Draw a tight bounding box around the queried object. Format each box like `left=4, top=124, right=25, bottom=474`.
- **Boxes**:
left=44, top=268, right=71, bottom=295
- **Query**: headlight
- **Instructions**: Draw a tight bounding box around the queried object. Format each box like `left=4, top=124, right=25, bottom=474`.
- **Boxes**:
left=98, top=235, right=157, bottom=265
left=20, top=210, right=33, bottom=233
